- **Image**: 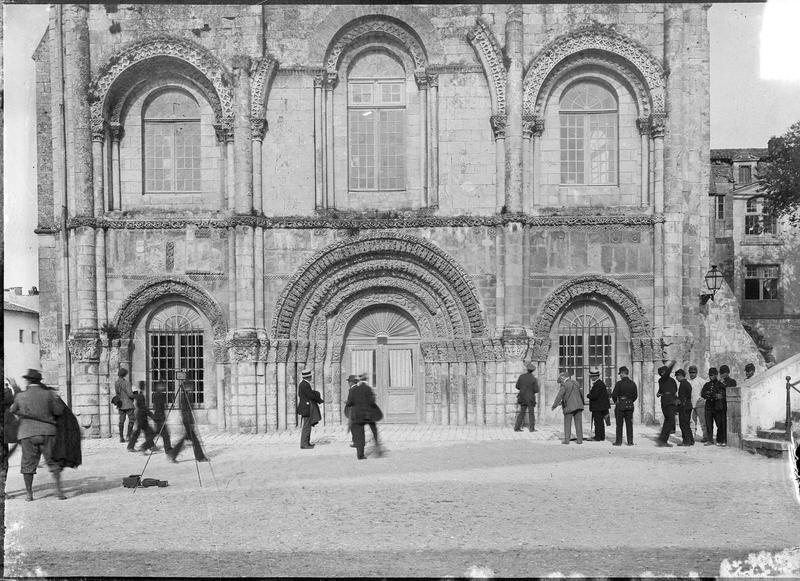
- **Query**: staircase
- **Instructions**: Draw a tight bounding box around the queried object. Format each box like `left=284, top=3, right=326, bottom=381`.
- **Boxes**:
left=742, top=409, right=799, bottom=459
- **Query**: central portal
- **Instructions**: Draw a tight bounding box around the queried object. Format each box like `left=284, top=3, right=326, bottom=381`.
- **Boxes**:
left=344, top=306, right=421, bottom=423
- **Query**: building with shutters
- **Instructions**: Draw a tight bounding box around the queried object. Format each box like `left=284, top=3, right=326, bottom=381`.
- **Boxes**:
left=34, top=3, right=761, bottom=436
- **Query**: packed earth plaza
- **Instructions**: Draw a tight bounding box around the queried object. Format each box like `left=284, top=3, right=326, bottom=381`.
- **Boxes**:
left=3, top=1, right=800, bottom=578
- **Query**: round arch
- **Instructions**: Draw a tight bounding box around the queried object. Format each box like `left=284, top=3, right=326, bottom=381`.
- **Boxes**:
left=523, top=26, right=666, bottom=119
left=89, top=36, right=233, bottom=136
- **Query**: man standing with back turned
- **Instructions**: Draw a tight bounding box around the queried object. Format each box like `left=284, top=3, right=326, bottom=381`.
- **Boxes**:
left=514, top=362, right=539, bottom=432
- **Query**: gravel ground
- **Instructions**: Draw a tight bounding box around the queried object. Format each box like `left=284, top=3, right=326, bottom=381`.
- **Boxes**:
left=3, top=426, right=799, bottom=577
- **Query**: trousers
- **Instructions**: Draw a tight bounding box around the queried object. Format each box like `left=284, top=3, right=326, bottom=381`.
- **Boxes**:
left=118, top=408, right=134, bottom=441
left=514, top=404, right=536, bottom=431
left=591, top=410, right=607, bottom=440
left=351, top=421, right=379, bottom=458
left=615, top=408, right=634, bottom=444
left=128, top=416, right=156, bottom=451
left=678, top=407, right=695, bottom=445
left=659, top=405, right=676, bottom=442
left=171, top=422, right=207, bottom=461
left=562, top=410, right=583, bottom=444
left=705, top=407, right=716, bottom=442
left=713, top=407, right=727, bottom=444
left=300, top=416, right=313, bottom=448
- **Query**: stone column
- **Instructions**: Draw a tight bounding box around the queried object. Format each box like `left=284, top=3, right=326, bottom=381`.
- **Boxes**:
left=416, top=72, right=429, bottom=208
left=91, top=131, right=104, bottom=215
left=427, top=73, right=439, bottom=207
left=109, top=123, right=123, bottom=211
left=252, top=118, right=266, bottom=213
left=313, top=75, right=325, bottom=210
left=522, top=116, right=538, bottom=212
left=491, top=115, right=506, bottom=212
left=325, top=74, right=336, bottom=209
left=215, top=361, right=226, bottom=431
left=504, top=5, right=524, bottom=213
left=637, top=117, right=651, bottom=207
left=233, top=56, right=253, bottom=214
left=652, top=118, right=666, bottom=331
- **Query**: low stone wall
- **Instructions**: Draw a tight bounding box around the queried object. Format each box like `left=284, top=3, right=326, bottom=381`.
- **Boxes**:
left=740, top=352, right=800, bottom=435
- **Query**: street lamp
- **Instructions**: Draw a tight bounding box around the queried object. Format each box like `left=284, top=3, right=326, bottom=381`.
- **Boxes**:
left=700, top=265, right=724, bottom=305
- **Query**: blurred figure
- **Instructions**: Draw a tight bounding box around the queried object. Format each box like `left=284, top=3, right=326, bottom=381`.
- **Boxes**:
left=297, top=369, right=323, bottom=450
left=514, top=362, right=539, bottom=432
left=687, top=366, right=708, bottom=442
left=9, top=369, right=66, bottom=501
left=744, top=362, right=756, bottom=380
left=656, top=362, right=678, bottom=447
left=346, top=373, right=384, bottom=460
left=343, top=374, right=358, bottom=448
left=675, top=369, right=695, bottom=447
left=586, top=367, right=610, bottom=441
left=167, top=386, right=208, bottom=463
left=611, top=366, right=637, bottom=446
left=551, top=371, right=584, bottom=445
left=716, top=365, right=735, bottom=447
left=151, top=381, right=172, bottom=454
left=2, top=379, right=19, bottom=498
left=128, top=381, right=158, bottom=453
left=701, top=368, right=722, bottom=446
left=114, top=368, right=135, bottom=443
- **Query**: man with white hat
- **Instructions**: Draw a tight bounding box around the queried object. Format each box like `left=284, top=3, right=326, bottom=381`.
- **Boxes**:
left=586, top=367, right=610, bottom=441
left=297, top=369, right=323, bottom=449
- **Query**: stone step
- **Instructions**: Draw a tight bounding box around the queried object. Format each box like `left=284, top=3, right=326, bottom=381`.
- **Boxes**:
left=742, top=436, right=792, bottom=460
left=757, top=429, right=791, bottom=441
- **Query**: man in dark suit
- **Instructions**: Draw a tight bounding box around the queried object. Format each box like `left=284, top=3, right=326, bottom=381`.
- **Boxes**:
left=587, top=367, right=610, bottom=441
left=345, top=373, right=383, bottom=460
left=298, top=369, right=323, bottom=450
left=716, top=364, right=735, bottom=447
left=611, top=366, right=637, bottom=446
left=127, top=381, right=158, bottom=453
left=675, top=368, right=695, bottom=446
left=513, top=362, right=539, bottom=432
left=167, top=385, right=208, bottom=463
left=656, top=362, right=678, bottom=447
left=701, top=368, right=722, bottom=446
left=343, top=374, right=358, bottom=448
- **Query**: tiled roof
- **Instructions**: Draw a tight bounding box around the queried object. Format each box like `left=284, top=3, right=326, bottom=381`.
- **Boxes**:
left=3, top=301, right=39, bottom=315
left=711, top=148, right=769, bottom=161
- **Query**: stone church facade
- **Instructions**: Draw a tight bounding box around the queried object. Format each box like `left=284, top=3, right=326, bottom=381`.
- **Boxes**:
left=34, top=3, right=730, bottom=436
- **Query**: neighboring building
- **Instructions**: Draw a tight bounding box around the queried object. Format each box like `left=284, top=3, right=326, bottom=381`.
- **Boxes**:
left=34, top=3, right=756, bottom=436
left=3, top=288, right=42, bottom=385
left=710, top=149, right=800, bottom=364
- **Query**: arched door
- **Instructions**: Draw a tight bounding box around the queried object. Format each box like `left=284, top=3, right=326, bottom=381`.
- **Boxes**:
left=557, top=301, right=618, bottom=392
left=344, top=306, right=421, bottom=423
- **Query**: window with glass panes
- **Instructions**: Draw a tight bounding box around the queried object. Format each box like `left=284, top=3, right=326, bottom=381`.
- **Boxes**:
left=715, top=195, right=725, bottom=220
left=744, top=197, right=777, bottom=235
left=744, top=265, right=779, bottom=301
left=560, top=82, right=618, bottom=185
left=143, top=90, right=201, bottom=194
left=739, top=165, right=752, bottom=185
left=558, top=302, right=616, bottom=391
left=348, top=78, right=406, bottom=191
left=147, top=304, right=205, bottom=407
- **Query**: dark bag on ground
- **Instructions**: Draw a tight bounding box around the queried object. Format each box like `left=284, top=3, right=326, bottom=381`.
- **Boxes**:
left=53, top=398, right=82, bottom=469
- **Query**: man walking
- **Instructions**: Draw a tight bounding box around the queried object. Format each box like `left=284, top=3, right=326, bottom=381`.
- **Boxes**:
left=551, top=372, right=584, bottom=445
left=9, top=369, right=66, bottom=501
left=343, top=374, right=358, bottom=447
left=151, top=380, right=172, bottom=454
left=611, top=366, right=637, bottom=446
left=346, top=373, right=384, bottom=460
left=586, top=367, right=610, bottom=441
left=115, top=368, right=135, bottom=443
left=127, top=381, right=158, bottom=453
left=675, top=369, right=695, bottom=446
left=687, top=366, right=708, bottom=442
left=701, top=368, right=722, bottom=446
left=716, top=364, right=735, bottom=447
left=298, top=369, right=323, bottom=450
left=514, top=362, right=539, bottom=432
left=167, top=387, right=208, bottom=463
left=656, top=363, right=678, bottom=447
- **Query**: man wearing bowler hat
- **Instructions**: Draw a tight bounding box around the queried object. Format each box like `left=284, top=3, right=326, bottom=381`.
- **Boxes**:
left=10, top=369, right=66, bottom=501
left=297, top=369, right=324, bottom=449
left=343, top=374, right=359, bottom=447
left=513, top=362, right=539, bottom=432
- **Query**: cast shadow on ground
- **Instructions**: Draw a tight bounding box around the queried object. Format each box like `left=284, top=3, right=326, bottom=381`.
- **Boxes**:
left=5, top=475, right=119, bottom=500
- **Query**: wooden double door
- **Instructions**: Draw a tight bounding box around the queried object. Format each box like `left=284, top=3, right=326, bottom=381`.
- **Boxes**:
left=344, top=307, right=421, bottom=423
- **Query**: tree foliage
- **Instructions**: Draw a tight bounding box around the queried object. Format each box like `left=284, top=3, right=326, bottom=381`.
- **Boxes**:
left=759, top=121, right=800, bottom=226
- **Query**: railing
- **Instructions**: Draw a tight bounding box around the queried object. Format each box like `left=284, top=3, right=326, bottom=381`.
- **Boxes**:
left=786, top=376, right=800, bottom=441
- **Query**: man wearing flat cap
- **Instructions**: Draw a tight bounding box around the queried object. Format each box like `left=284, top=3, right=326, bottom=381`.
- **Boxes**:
left=700, top=368, right=722, bottom=446
left=297, top=369, right=323, bottom=449
left=10, top=369, right=66, bottom=501
left=514, top=362, right=540, bottom=432
left=586, top=367, right=610, bottom=441
left=656, top=361, right=678, bottom=447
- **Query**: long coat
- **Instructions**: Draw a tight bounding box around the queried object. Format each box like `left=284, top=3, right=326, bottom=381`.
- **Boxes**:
left=52, top=399, right=82, bottom=469
left=115, top=377, right=134, bottom=411
left=657, top=375, right=679, bottom=410
left=677, top=378, right=694, bottom=411
left=298, top=379, right=324, bottom=422
left=515, top=373, right=539, bottom=406
left=10, top=383, right=65, bottom=439
left=346, top=381, right=383, bottom=424
left=552, top=379, right=584, bottom=414
left=611, top=378, right=638, bottom=408
left=587, top=379, right=610, bottom=412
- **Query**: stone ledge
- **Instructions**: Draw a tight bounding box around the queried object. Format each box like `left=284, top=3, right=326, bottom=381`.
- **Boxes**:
left=742, top=436, right=792, bottom=452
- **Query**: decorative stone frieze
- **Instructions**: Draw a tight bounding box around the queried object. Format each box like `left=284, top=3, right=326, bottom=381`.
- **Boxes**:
left=213, top=339, right=228, bottom=363
left=68, top=330, right=102, bottom=362
left=467, top=18, right=507, bottom=116
left=529, top=335, right=551, bottom=362
left=228, top=329, right=260, bottom=362
left=89, top=36, right=234, bottom=134
left=501, top=327, right=530, bottom=360
left=523, top=24, right=667, bottom=118
left=490, top=114, right=507, bottom=140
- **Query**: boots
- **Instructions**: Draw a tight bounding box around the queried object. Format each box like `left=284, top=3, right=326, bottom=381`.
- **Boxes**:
left=53, top=471, right=66, bottom=500
left=119, top=420, right=126, bottom=443
left=23, top=473, right=34, bottom=501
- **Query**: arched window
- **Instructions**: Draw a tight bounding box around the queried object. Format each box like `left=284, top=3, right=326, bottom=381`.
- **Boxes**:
left=558, top=302, right=616, bottom=390
left=560, top=81, right=618, bottom=185
left=347, top=51, right=407, bottom=192
left=143, top=89, right=201, bottom=194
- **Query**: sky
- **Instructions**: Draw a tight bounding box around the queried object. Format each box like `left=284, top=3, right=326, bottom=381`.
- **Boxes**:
left=3, top=2, right=800, bottom=290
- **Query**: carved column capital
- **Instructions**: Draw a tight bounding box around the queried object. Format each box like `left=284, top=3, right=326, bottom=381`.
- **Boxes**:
left=500, top=327, right=530, bottom=360
left=490, top=114, right=507, bottom=140
left=250, top=118, right=267, bottom=141
left=636, top=117, right=651, bottom=136
left=313, top=74, right=325, bottom=89
left=427, top=73, right=439, bottom=88
left=522, top=115, right=544, bottom=139
left=68, top=330, right=102, bottom=362
left=214, top=118, right=235, bottom=143
left=228, top=329, right=260, bottom=362
left=325, top=72, right=339, bottom=91
left=109, top=123, right=124, bottom=143
left=414, top=70, right=429, bottom=89
left=649, top=114, right=666, bottom=138
left=91, top=121, right=106, bottom=143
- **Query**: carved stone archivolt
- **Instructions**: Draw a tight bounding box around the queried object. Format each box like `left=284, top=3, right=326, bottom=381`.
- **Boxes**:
left=89, top=36, right=234, bottom=137
left=250, top=55, right=278, bottom=126
left=467, top=18, right=507, bottom=117
left=112, top=276, right=228, bottom=354
left=523, top=24, right=667, bottom=119
left=324, top=15, right=429, bottom=87
left=271, top=233, right=485, bottom=341
left=531, top=274, right=654, bottom=362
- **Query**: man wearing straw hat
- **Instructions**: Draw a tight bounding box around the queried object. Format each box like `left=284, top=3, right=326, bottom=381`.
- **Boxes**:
left=10, top=369, right=66, bottom=501
left=297, top=369, right=324, bottom=449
